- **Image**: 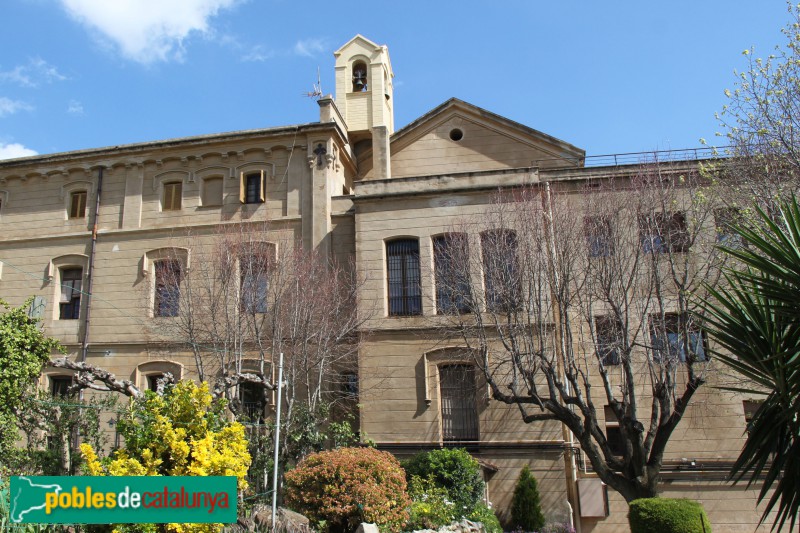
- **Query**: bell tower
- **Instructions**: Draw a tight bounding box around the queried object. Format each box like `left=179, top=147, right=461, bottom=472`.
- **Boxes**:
left=334, top=35, right=394, bottom=179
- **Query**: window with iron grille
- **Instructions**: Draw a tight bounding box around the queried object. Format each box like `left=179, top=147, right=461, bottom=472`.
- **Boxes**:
left=639, top=212, right=689, bottom=253
left=162, top=181, right=182, bottom=211
left=585, top=215, right=614, bottom=257
left=439, top=364, right=479, bottom=442
left=69, top=191, right=87, bottom=219
left=244, top=172, right=264, bottom=204
left=433, top=233, right=472, bottom=314
left=239, top=382, right=267, bottom=422
left=649, top=313, right=707, bottom=363
left=154, top=260, right=182, bottom=317
left=386, top=239, right=421, bottom=316
left=59, top=267, right=82, bottom=320
left=594, top=315, right=622, bottom=365
left=481, top=229, right=521, bottom=312
left=240, top=250, right=271, bottom=314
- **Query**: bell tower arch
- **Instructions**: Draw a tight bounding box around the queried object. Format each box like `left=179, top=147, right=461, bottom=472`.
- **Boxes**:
left=334, top=34, right=395, bottom=137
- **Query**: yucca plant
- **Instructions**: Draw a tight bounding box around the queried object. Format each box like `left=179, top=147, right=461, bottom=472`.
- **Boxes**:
left=699, top=196, right=800, bottom=531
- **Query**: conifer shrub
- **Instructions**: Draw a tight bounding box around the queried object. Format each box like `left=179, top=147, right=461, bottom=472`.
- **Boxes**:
left=283, top=447, right=410, bottom=533
left=628, top=498, right=712, bottom=533
left=510, top=465, right=545, bottom=532
left=403, top=448, right=485, bottom=515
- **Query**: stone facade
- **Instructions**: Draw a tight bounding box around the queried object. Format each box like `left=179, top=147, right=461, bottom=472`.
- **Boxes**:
left=0, top=35, right=769, bottom=532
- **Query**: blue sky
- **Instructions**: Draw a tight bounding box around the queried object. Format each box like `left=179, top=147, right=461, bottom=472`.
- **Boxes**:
left=0, top=1, right=790, bottom=160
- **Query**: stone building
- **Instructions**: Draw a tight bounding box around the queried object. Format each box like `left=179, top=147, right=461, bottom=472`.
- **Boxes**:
left=0, top=35, right=768, bottom=532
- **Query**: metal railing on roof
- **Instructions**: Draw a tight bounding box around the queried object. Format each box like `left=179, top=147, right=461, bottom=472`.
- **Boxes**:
left=535, top=146, right=729, bottom=169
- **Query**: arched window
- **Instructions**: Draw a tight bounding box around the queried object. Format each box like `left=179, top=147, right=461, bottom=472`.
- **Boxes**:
left=352, top=60, right=368, bottom=92
left=481, top=229, right=521, bottom=312
left=386, top=238, right=421, bottom=316
left=136, top=360, right=183, bottom=392
left=433, top=233, right=472, bottom=314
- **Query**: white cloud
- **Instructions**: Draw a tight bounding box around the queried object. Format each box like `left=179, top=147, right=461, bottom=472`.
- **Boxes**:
left=0, top=142, right=38, bottom=160
left=0, top=97, right=33, bottom=117
left=58, top=0, right=239, bottom=64
left=0, top=58, right=67, bottom=88
left=241, top=45, right=275, bottom=63
left=293, top=38, right=326, bottom=58
left=67, top=100, right=84, bottom=115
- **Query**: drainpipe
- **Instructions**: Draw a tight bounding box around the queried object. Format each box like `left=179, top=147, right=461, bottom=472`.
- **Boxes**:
left=542, top=182, right=582, bottom=533
left=70, top=165, right=102, bottom=475
left=80, top=166, right=103, bottom=363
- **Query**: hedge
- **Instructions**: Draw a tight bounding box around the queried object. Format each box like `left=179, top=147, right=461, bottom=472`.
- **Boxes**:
left=628, top=498, right=711, bottom=533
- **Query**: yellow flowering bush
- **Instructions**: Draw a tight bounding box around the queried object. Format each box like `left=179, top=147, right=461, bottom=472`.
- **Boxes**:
left=80, top=381, right=251, bottom=533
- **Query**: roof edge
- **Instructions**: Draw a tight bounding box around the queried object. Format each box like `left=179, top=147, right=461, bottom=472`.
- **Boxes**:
left=0, top=122, right=335, bottom=168
left=391, top=98, right=585, bottom=158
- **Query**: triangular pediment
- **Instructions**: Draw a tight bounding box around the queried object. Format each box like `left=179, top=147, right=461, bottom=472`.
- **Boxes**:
left=376, top=99, right=584, bottom=180
left=334, top=34, right=383, bottom=58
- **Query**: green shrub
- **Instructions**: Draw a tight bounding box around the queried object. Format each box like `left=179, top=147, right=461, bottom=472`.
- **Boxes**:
left=406, top=475, right=455, bottom=530
left=510, top=465, right=545, bottom=531
left=403, top=448, right=484, bottom=516
left=467, top=503, right=502, bottom=533
left=283, top=447, right=410, bottom=533
left=628, top=498, right=711, bottom=533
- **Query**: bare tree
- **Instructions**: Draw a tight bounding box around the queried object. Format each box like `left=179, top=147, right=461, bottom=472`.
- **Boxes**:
left=432, top=163, right=725, bottom=502
left=143, top=222, right=369, bottom=423
left=716, top=2, right=800, bottom=215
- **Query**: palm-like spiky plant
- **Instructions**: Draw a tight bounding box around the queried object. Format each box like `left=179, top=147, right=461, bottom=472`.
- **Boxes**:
left=700, top=196, right=800, bottom=531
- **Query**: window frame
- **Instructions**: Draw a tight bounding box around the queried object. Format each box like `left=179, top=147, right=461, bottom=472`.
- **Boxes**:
left=604, top=405, right=625, bottom=456
left=439, top=364, right=480, bottom=442
left=648, top=313, right=707, bottom=363
left=68, top=190, right=87, bottom=219
left=386, top=238, right=422, bottom=317
left=594, top=315, right=622, bottom=365
left=58, top=267, right=83, bottom=320
left=585, top=215, right=614, bottom=258
left=481, top=229, right=521, bottom=312
left=240, top=171, right=265, bottom=204
left=639, top=211, right=689, bottom=254
left=433, top=233, right=473, bottom=315
left=154, top=259, right=182, bottom=317
left=161, top=181, right=183, bottom=211
left=50, top=375, right=73, bottom=397
left=714, top=207, right=745, bottom=248
left=239, top=246, right=273, bottom=314
left=146, top=373, right=164, bottom=392
left=239, top=382, right=267, bottom=422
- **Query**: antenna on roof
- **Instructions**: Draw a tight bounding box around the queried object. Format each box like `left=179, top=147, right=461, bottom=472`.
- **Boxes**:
left=303, top=67, right=323, bottom=99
